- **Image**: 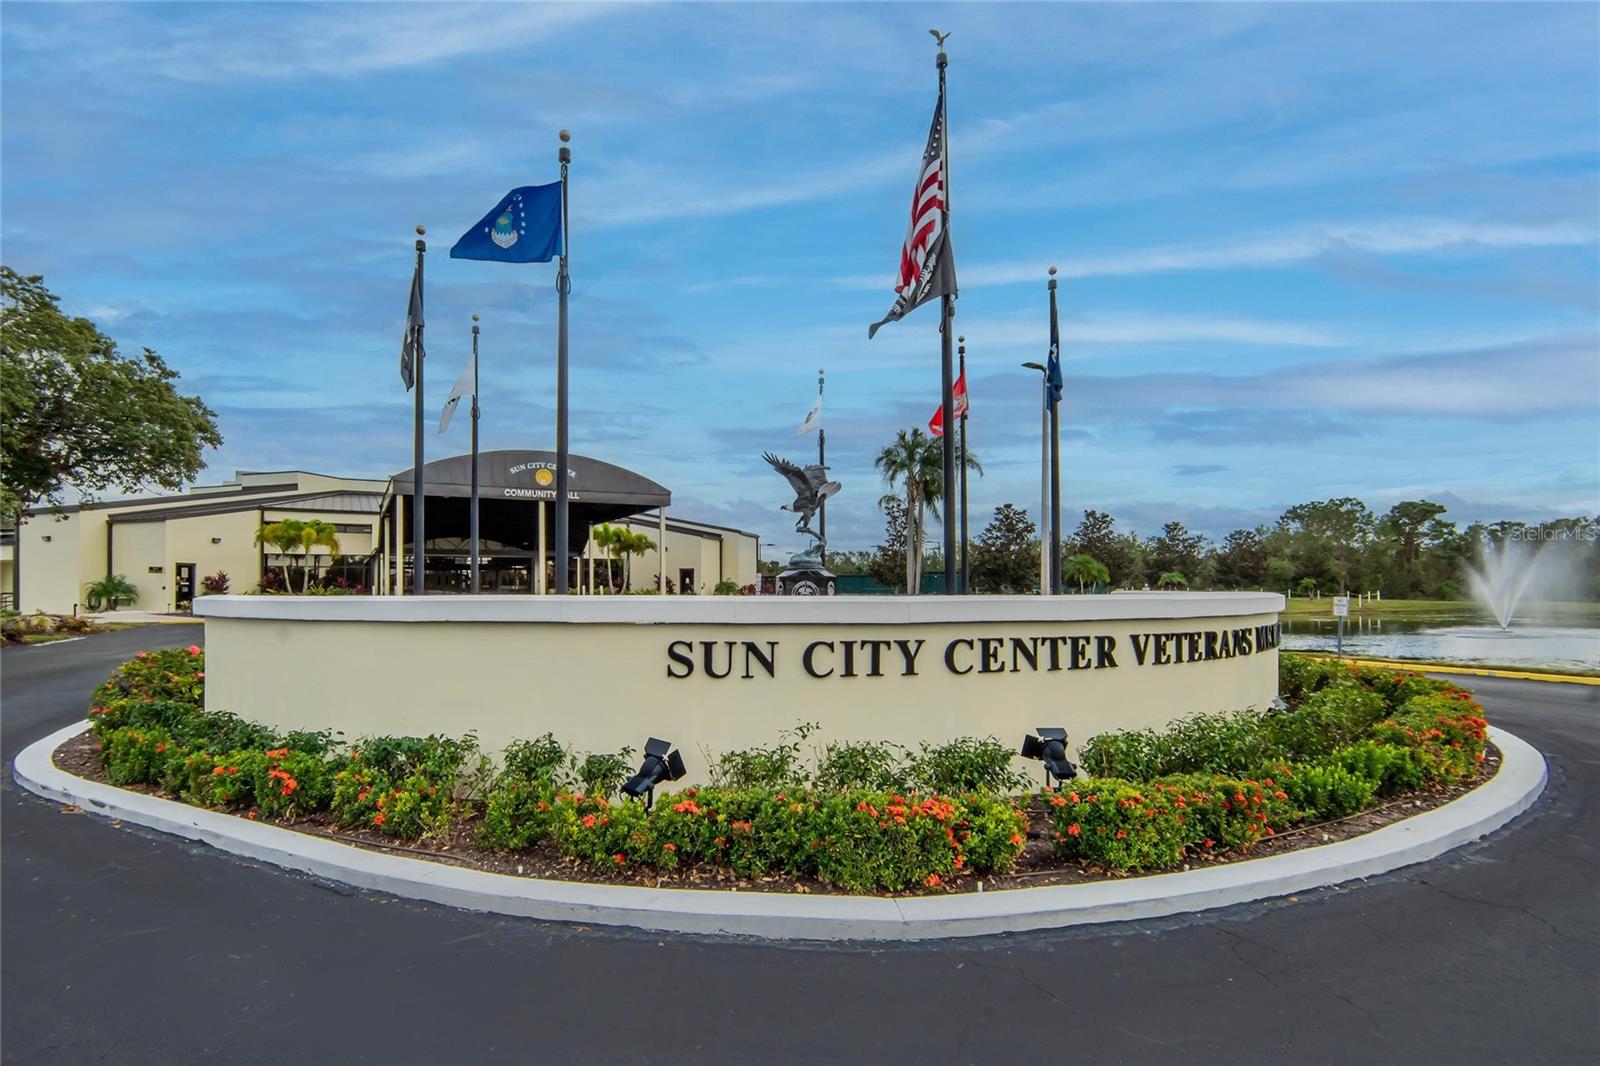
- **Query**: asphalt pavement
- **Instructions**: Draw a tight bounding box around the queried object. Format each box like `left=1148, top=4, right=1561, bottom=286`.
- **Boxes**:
left=3, top=627, right=1596, bottom=1064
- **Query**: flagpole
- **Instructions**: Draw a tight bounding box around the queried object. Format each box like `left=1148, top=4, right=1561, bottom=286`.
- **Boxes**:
left=958, top=336, right=969, bottom=594
left=1039, top=372, right=1049, bottom=597
left=936, top=43, right=957, bottom=596
left=551, top=131, right=574, bottom=594
left=470, top=313, right=481, bottom=594
left=817, top=367, right=826, bottom=565
left=412, top=226, right=427, bottom=596
left=1048, top=266, right=1062, bottom=596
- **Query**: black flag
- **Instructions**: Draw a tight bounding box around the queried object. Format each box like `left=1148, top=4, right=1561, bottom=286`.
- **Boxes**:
left=400, top=256, right=424, bottom=389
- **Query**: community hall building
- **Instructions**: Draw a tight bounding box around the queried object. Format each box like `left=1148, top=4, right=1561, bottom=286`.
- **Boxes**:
left=10, top=450, right=759, bottom=615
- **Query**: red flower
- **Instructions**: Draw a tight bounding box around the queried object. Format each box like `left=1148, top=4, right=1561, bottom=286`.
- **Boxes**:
left=924, top=874, right=941, bottom=887
left=581, top=814, right=597, bottom=828
left=373, top=812, right=386, bottom=826
left=246, top=810, right=257, bottom=821
left=1203, top=838, right=1215, bottom=848
left=1115, top=829, right=1127, bottom=839
left=663, top=842, right=677, bottom=852
left=187, top=645, right=202, bottom=656
left=1066, top=823, right=1081, bottom=837
left=613, top=853, right=626, bottom=865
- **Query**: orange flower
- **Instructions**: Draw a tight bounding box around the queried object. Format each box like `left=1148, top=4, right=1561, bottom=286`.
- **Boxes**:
left=1274, top=791, right=1288, bottom=801
left=1203, top=838, right=1214, bottom=848
left=186, top=645, right=202, bottom=656
left=373, top=812, right=385, bottom=826
left=663, top=842, right=676, bottom=852
left=1066, top=823, right=1081, bottom=837
left=155, top=742, right=166, bottom=753
left=924, top=874, right=941, bottom=888
left=1067, top=791, right=1080, bottom=803
left=212, top=766, right=226, bottom=776
left=246, top=810, right=257, bottom=820
left=613, top=853, right=626, bottom=865
left=1115, top=829, right=1127, bottom=839
left=581, top=814, right=597, bottom=828
left=1049, top=795, right=1067, bottom=808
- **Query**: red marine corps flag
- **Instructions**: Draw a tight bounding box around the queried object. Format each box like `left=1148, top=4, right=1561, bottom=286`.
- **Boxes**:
left=868, top=83, right=957, bottom=339
left=927, top=370, right=968, bottom=437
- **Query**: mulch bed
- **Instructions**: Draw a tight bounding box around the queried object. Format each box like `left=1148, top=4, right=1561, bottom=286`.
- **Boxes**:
left=53, top=729, right=1499, bottom=898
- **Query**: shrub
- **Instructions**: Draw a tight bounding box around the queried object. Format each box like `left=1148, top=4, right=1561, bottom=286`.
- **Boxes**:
left=1371, top=692, right=1489, bottom=783
left=103, top=727, right=174, bottom=787
left=478, top=777, right=560, bottom=851
left=708, top=723, right=817, bottom=790
left=249, top=747, right=340, bottom=819
left=911, top=737, right=1029, bottom=795
left=1331, top=741, right=1428, bottom=797
left=501, top=734, right=568, bottom=785
left=330, top=734, right=479, bottom=839
left=547, top=787, right=1026, bottom=891
left=1047, top=774, right=1298, bottom=870
left=573, top=748, right=634, bottom=798
left=194, top=748, right=267, bottom=809
left=813, top=740, right=913, bottom=793
left=1264, top=683, right=1388, bottom=762
left=1283, top=762, right=1378, bottom=819
left=711, top=580, right=741, bottom=595
left=201, top=571, right=230, bottom=595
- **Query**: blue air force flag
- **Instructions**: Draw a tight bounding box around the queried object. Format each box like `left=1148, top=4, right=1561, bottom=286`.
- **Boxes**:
left=450, top=183, right=564, bottom=263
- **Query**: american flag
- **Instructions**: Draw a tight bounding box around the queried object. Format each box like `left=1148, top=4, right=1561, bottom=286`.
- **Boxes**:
left=868, top=87, right=957, bottom=339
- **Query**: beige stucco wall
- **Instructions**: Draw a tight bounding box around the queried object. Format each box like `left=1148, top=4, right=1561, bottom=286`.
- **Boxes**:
left=109, top=521, right=169, bottom=609
left=197, top=594, right=1283, bottom=785
left=18, top=513, right=86, bottom=613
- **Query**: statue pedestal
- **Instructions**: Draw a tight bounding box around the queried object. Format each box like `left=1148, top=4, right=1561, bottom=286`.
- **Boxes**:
left=778, top=566, right=837, bottom=596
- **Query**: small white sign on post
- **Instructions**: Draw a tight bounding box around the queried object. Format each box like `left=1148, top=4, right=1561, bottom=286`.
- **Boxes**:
left=1333, top=595, right=1350, bottom=617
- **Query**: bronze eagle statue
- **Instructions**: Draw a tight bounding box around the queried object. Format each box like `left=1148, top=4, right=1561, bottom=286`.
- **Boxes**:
left=762, top=452, right=841, bottom=541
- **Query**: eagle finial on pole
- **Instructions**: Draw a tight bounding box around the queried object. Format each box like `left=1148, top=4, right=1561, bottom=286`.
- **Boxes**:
left=929, top=28, right=951, bottom=49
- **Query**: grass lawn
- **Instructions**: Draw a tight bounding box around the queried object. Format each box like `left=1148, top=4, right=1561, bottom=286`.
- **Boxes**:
left=1279, top=597, right=1600, bottom=624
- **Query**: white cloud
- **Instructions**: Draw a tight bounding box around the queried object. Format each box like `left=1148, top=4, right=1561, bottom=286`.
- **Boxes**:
left=833, top=217, right=1597, bottom=290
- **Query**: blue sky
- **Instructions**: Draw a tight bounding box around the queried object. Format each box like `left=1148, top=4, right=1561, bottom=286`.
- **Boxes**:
left=3, top=2, right=1596, bottom=554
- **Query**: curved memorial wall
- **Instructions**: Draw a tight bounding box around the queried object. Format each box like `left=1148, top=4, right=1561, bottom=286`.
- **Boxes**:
left=194, top=592, right=1284, bottom=783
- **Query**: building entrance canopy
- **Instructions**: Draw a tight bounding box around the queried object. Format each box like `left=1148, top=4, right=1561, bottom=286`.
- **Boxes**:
left=382, top=450, right=672, bottom=572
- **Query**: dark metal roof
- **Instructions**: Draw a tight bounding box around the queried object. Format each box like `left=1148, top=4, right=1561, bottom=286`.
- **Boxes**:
left=390, top=451, right=670, bottom=509
left=111, top=490, right=384, bottom=525
left=266, top=492, right=385, bottom=515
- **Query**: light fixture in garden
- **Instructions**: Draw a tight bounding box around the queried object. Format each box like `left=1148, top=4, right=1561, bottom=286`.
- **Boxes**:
left=1021, top=727, right=1076, bottom=787
left=621, top=737, right=686, bottom=809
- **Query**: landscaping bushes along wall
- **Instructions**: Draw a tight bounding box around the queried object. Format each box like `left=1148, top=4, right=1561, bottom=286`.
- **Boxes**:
left=86, top=649, right=1490, bottom=890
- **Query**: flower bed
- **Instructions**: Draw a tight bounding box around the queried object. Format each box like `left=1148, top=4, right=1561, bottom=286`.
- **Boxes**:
left=76, top=648, right=1492, bottom=893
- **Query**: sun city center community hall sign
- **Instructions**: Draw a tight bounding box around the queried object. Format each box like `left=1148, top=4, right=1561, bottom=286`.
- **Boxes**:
left=666, top=622, right=1282, bottom=680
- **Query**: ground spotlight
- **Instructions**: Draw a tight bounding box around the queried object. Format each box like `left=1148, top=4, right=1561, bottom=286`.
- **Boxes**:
left=1270, top=696, right=1289, bottom=713
left=1021, top=727, right=1076, bottom=787
left=621, top=737, right=686, bottom=809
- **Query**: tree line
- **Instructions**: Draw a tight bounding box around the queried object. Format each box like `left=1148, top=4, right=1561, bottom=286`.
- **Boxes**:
left=830, top=495, right=1599, bottom=601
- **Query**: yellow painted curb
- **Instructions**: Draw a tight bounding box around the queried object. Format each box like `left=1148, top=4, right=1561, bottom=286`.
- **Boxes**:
left=1306, top=653, right=1600, bottom=686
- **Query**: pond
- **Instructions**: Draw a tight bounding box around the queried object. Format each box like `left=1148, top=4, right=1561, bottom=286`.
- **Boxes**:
left=1282, top=608, right=1600, bottom=671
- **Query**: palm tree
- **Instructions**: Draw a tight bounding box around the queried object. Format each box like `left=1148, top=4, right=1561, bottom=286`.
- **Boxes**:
left=292, top=519, right=342, bottom=592
left=1155, top=570, right=1189, bottom=590
left=1063, top=553, right=1110, bottom=594
left=592, top=525, right=623, bottom=592
left=874, top=427, right=981, bottom=594
left=254, top=519, right=306, bottom=591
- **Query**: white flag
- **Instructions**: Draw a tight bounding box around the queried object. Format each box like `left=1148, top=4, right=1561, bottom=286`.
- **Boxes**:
left=797, top=393, right=822, bottom=436
left=438, top=356, right=475, bottom=433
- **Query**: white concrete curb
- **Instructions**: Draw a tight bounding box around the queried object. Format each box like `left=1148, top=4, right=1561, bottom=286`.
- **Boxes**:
left=14, top=722, right=1546, bottom=941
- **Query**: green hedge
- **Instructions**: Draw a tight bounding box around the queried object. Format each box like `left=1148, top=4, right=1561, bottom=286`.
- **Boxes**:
left=86, top=649, right=1491, bottom=887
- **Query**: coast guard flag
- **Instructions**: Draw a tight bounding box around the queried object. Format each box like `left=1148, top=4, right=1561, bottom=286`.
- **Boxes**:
left=399, top=254, right=423, bottom=390
left=927, top=371, right=968, bottom=438
left=438, top=355, right=475, bottom=434
left=868, top=85, right=956, bottom=339
left=797, top=392, right=822, bottom=436
left=450, top=183, right=564, bottom=263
